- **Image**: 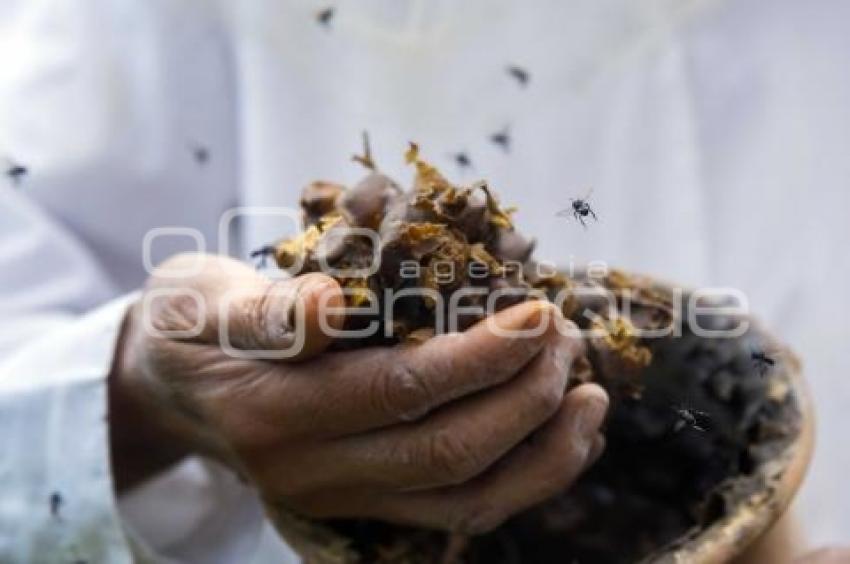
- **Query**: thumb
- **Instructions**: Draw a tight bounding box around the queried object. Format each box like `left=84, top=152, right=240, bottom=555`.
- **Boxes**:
left=225, top=271, right=345, bottom=361
left=147, top=254, right=345, bottom=361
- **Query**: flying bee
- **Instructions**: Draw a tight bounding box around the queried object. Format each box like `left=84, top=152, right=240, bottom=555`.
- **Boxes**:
left=250, top=245, right=277, bottom=269
left=316, top=6, right=335, bottom=28
left=671, top=404, right=710, bottom=433
left=489, top=126, right=511, bottom=153
left=5, top=160, right=28, bottom=186
left=556, top=188, right=598, bottom=228
left=189, top=143, right=209, bottom=165
left=751, top=349, right=777, bottom=376
left=451, top=151, right=472, bottom=170
left=49, top=491, right=63, bottom=518
left=506, top=65, right=531, bottom=87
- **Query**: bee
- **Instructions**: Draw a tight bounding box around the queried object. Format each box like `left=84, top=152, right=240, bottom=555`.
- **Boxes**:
left=5, top=160, right=28, bottom=186
left=49, top=491, right=63, bottom=518
left=506, top=65, right=531, bottom=87
left=189, top=144, right=209, bottom=165
left=556, top=188, right=598, bottom=228
left=316, top=6, right=335, bottom=28
left=489, top=126, right=511, bottom=153
left=452, top=151, right=472, bottom=170
left=751, top=349, right=777, bottom=376
left=671, top=404, right=710, bottom=433
left=250, top=245, right=277, bottom=269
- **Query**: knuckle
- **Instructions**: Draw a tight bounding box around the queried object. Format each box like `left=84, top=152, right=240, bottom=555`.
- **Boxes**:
left=243, top=286, right=274, bottom=349
left=149, top=291, right=204, bottom=334
left=232, top=279, right=299, bottom=351
left=527, top=379, right=563, bottom=416
left=380, top=359, right=433, bottom=421
left=424, top=429, right=481, bottom=485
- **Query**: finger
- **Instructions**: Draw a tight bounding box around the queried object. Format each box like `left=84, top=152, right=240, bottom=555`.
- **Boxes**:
left=584, top=433, right=606, bottom=470
left=182, top=300, right=569, bottom=446
left=282, top=384, right=609, bottom=532
left=377, top=384, right=609, bottom=533
left=211, top=271, right=344, bottom=360
left=314, top=322, right=584, bottom=490
left=146, top=254, right=344, bottom=361
left=288, top=301, right=574, bottom=437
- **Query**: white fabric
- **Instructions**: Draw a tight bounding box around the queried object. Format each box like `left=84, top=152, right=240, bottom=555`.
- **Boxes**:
left=0, top=294, right=134, bottom=564
left=1, top=0, right=849, bottom=561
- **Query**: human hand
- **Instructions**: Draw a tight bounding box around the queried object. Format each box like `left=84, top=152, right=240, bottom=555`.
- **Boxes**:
left=109, top=253, right=608, bottom=534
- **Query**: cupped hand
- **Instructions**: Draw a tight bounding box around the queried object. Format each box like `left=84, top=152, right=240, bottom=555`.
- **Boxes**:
left=109, top=253, right=609, bottom=534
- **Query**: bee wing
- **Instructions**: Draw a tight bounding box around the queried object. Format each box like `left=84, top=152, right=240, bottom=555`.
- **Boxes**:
left=567, top=187, right=594, bottom=203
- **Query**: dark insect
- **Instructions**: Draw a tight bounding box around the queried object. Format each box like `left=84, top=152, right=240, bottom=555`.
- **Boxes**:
left=5, top=162, right=28, bottom=186
left=751, top=350, right=776, bottom=375
left=351, top=131, right=375, bottom=170
left=489, top=126, right=511, bottom=152
left=190, top=144, right=209, bottom=165
left=671, top=405, right=710, bottom=433
left=49, top=491, right=62, bottom=518
left=250, top=245, right=277, bottom=269
left=556, top=189, right=598, bottom=228
left=316, top=7, right=335, bottom=28
left=506, top=65, right=531, bottom=87
left=452, top=152, right=472, bottom=170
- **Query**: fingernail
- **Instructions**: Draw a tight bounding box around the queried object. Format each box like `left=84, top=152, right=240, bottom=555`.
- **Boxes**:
left=522, top=301, right=561, bottom=331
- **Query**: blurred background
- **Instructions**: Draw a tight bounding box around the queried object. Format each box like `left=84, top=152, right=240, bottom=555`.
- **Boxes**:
left=1, top=0, right=848, bottom=552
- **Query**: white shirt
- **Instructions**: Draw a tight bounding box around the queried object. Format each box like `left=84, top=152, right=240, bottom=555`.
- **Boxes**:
left=1, top=0, right=849, bottom=561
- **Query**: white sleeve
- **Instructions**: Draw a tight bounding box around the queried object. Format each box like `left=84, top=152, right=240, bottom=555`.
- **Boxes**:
left=0, top=292, right=136, bottom=564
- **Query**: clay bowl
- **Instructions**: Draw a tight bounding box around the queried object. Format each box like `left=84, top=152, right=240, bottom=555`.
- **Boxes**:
left=266, top=280, right=814, bottom=564
left=655, top=320, right=814, bottom=564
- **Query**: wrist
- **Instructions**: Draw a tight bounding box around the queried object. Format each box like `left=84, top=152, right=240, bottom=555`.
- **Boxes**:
left=108, top=306, right=191, bottom=492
